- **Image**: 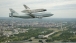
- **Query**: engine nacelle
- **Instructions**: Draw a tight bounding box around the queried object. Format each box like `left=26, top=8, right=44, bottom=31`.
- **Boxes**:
left=35, top=16, right=43, bottom=18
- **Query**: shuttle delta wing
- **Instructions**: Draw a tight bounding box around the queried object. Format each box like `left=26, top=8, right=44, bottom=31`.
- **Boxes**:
left=28, top=14, right=35, bottom=18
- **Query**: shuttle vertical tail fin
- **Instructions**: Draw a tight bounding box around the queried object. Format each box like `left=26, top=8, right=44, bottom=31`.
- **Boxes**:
left=23, top=4, right=30, bottom=9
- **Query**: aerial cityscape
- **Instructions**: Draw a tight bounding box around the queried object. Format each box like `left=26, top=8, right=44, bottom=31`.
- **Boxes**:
left=0, top=18, right=76, bottom=43
left=0, top=0, right=76, bottom=43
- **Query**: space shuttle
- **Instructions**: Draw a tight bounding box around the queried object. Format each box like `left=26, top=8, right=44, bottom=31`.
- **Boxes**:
left=9, top=4, right=54, bottom=19
left=9, top=8, right=53, bottom=19
left=21, top=4, right=47, bottom=13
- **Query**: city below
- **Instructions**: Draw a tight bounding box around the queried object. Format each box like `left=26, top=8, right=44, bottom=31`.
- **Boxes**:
left=0, top=17, right=76, bottom=43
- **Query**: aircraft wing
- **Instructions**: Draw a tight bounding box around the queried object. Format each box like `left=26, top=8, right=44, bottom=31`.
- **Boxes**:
left=28, top=14, right=35, bottom=18
left=23, top=4, right=30, bottom=9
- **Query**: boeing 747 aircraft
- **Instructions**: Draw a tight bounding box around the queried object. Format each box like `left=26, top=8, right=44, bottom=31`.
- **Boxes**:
left=21, top=5, right=47, bottom=13
left=9, top=9, right=53, bottom=19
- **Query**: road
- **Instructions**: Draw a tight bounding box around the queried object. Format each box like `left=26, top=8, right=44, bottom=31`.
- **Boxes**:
left=44, top=31, right=56, bottom=38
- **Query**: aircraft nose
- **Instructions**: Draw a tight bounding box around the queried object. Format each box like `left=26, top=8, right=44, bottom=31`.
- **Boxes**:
left=43, top=9, right=47, bottom=11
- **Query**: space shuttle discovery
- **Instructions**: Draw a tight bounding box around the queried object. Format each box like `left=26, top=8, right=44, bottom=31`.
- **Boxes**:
left=9, top=9, right=53, bottom=19
left=9, top=4, right=54, bottom=19
left=21, top=5, right=47, bottom=13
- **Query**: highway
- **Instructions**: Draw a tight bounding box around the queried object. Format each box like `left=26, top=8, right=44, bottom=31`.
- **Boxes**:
left=44, top=31, right=56, bottom=38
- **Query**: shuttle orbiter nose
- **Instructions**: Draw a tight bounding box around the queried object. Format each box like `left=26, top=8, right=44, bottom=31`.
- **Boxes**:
left=43, top=9, right=47, bottom=11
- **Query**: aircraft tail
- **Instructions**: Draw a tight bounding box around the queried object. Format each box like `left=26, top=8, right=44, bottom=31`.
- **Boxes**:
left=23, top=4, right=30, bottom=9
left=9, top=8, right=18, bottom=17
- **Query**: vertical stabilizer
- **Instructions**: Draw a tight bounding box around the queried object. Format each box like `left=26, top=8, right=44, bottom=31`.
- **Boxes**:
left=9, top=8, right=18, bottom=14
left=9, top=8, right=18, bottom=17
left=23, top=4, right=30, bottom=9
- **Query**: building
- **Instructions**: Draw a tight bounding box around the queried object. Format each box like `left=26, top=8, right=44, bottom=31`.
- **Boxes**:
left=3, top=31, right=13, bottom=37
left=38, top=35, right=44, bottom=38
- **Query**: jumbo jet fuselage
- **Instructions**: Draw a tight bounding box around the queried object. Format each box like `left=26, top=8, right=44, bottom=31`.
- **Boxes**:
left=9, top=8, right=53, bottom=19
left=9, top=12, right=53, bottom=19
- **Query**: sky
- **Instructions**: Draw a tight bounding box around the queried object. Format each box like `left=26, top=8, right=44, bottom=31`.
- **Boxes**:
left=0, top=0, right=76, bottom=18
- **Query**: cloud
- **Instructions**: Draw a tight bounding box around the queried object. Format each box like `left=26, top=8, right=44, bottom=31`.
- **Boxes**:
left=51, top=9, right=76, bottom=18
left=50, top=4, right=76, bottom=10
